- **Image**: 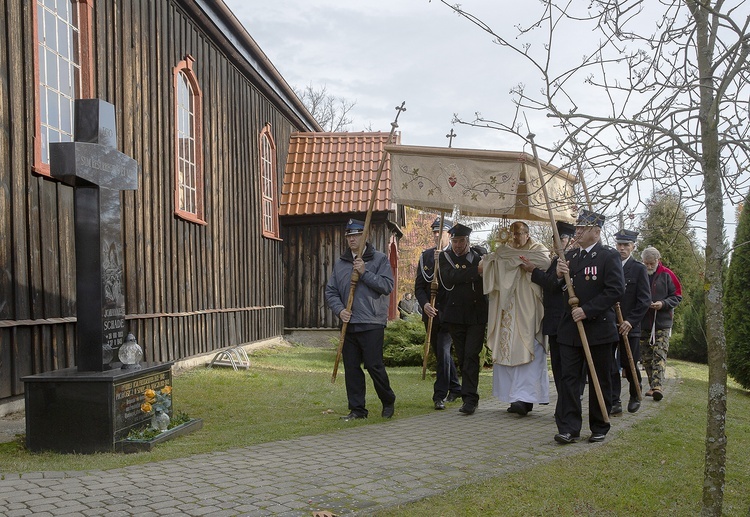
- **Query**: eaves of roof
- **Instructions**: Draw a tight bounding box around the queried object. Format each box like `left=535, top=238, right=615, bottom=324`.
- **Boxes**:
left=185, top=0, right=322, bottom=131
left=280, top=131, right=400, bottom=217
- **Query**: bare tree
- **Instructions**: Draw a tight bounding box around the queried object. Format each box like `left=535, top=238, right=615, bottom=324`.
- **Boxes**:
left=293, top=83, right=356, bottom=132
left=436, top=1, right=750, bottom=515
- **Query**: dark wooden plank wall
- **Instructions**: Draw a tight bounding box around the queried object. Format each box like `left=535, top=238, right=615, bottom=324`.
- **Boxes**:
left=281, top=215, right=397, bottom=329
left=0, top=0, right=78, bottom=399
left=0, top=0, right=299, bottom=402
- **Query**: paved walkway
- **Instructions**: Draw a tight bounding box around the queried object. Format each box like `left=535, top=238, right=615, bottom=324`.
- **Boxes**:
left=0, top=374, right=674, bottom=517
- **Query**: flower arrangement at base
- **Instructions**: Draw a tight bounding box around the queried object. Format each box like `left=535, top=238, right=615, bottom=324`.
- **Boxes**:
left=126, top=410, right=191, bottom=441
left=140, top=385, right=172, bottom=432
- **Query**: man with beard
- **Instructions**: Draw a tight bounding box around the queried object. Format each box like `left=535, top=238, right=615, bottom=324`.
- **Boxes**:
left=639, top=246, right=682, bottom=402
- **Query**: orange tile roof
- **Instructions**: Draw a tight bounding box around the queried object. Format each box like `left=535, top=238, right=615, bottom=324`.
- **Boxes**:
left=280, top=132, right=400, bottom=216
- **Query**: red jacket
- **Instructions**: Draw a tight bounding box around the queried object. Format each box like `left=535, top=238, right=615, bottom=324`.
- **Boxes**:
left=642, top=263, right=682, bottom=331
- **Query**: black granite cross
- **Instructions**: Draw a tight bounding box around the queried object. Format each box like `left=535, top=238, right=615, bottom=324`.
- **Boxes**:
left=50, top=99, right=138, bottom=372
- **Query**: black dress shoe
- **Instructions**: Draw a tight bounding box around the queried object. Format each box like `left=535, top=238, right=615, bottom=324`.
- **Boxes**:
left=589, top=433, right=606, bottom=443
left=340, top=412, right=367, bottom=421
left=458, top=403, right=476, bottom=415
left=610, top=403, right=623, bottom=415
left=382, top=404, right=395, bottom=418
left=508, top=401, right=528, bottom=416
left=434, top=400, right=445, bottom=410
left=445, top=392, right=460, bottom=402
left=627, top=399, right=641, bottom=413
left=554, top=432, right=578, bottom=444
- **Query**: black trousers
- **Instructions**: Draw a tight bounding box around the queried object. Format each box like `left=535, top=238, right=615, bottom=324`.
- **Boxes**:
left=447, top=322, right=485, bottom=406
left=548, top=334, right=562, bottom=429
left=425, top=321, right=461, bottom=402
left=556, top=341, right=613, bottom=436
left=342, top=327, right=396, bottom=417
left=611, top=335, right=642, bottom=403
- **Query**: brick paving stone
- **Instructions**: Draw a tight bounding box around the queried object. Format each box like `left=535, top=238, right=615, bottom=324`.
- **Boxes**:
left=183, top=505, right=222, bottom=516
left=49, top=504, right=91, bottom=515
left=18, top=472, right=44, bottom=479
left=231, top=503, right=264, bottom=513
left=202, top=510, right=238, bottom=517
left=153, top=509, right=184, bottom=516
left=81, top=508, right=109, bottom=516
left=5, top=510, right=33, bottom=517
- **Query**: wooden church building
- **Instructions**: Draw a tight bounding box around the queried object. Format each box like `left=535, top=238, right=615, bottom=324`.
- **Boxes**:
left=280, top=131, right=404, bottom=330
left=0, top=0, right=402, bottom=410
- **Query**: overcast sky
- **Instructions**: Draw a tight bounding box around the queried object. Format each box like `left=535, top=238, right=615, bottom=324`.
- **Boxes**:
left=223, top=0, right=744, bottom=245
left=223, top=0, right=543, bottom=152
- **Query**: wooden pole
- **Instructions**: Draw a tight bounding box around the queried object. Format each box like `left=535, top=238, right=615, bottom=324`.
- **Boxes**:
left=575, top=164, right=642, bottom=402
left=527, top=132, right=609, bottom=423
left=421, top=211, right=446, bottom=380
left=331, top=102, right=407, bottom=383
left=615, top=302, right=643, bottom=401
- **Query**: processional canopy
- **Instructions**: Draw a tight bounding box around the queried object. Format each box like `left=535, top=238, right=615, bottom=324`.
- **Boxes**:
left=386, top=144, right=577, bottom=223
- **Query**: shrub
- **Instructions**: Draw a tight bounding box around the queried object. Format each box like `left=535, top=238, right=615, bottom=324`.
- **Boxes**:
left=725, top=191, right=750, bottom=390
left=383, top=315, right=427, bottom=366
left=383, top=315, right=493, bottom=370
left=671, top=285, right=707, bottom=364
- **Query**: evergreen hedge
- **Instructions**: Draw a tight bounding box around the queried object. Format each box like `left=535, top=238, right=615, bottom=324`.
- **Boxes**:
left=725, top=192, right=750, bottom=390
left=671, top=284, right=707, bottom=364
left=382, top=315, right=492, bottom=369
left=383, top=315, right=427, bottom=366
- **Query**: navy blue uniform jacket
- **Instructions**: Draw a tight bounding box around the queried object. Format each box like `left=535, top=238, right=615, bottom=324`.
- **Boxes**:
left=437, top=246, right=488, bottom=325
left=557, top=242, right=625, bottom=347
left=619, top=258, right=651, bottom=339
left=414, top=247, right=448, bottom=324
left=531, top=256, right=566, bottom=336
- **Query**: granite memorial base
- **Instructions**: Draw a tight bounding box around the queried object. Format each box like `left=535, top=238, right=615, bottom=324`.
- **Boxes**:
left=22, top=362, right=174, bottom=454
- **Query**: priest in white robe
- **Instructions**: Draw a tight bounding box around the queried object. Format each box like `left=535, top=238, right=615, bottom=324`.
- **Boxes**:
left=481, top=221, right=551, bottom=416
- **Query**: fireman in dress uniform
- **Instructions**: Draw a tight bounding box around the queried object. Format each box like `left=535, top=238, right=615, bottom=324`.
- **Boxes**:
left=610, top=229, right=651, bottom=415
left=415, top=217, right=462, bottom=410
left=437, top=223, right=488, bottom=415
left=554, top=209, right=625, bottom=444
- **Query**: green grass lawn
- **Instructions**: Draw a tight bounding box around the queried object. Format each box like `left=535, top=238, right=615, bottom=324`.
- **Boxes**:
left=373, top=361, right=750, bottom=517
left=1, top=344, right=748, bottom=516
left=0, top=343, right=471, bottom=473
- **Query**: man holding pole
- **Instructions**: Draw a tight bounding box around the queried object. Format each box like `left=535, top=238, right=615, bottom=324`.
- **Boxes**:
left=415, top=216, right=461, bottom=410
left=325, top=219, right=396, bottom=421
left=555, top=209, right=624, bottom=443
left=610, top=229, right=651, bottom=414
left=438, top=223, right=488, bottom=415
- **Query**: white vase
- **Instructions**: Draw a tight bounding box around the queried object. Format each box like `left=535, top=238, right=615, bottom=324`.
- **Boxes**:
left=152, top=410, right=170, bottom=432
